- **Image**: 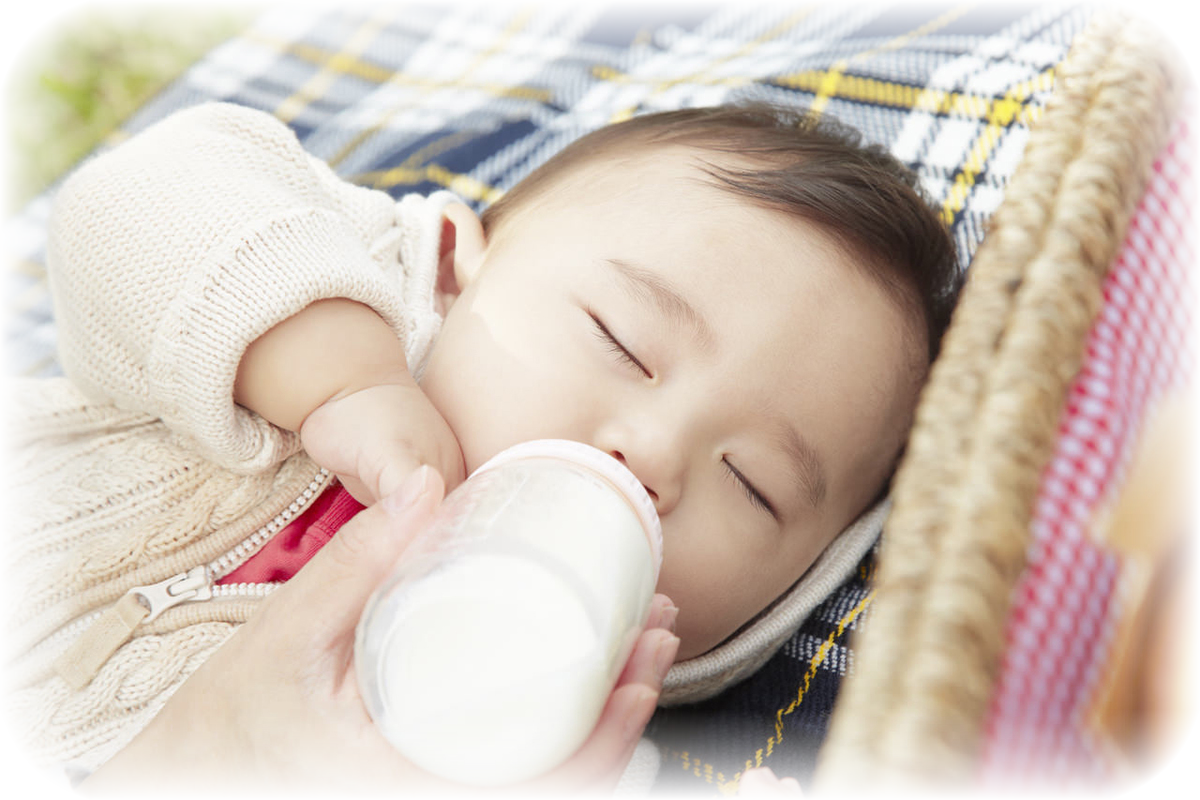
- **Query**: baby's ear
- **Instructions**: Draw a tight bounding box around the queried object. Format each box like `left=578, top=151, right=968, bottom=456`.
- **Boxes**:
left=437, top=202, right=486, bottom=302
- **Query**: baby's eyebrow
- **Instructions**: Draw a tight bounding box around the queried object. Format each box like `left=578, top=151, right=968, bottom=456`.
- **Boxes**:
left=603, top=258, right=716, bottom=354
left=774, top=416, right=827, bottom=510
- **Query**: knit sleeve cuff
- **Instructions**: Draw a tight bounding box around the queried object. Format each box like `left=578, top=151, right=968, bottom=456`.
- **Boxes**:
left=147, top=207, right=410, bottom=472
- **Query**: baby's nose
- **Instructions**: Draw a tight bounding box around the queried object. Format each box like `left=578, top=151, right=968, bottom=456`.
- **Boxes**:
left=614, top=450, right=662, bottom=501
left=608, top=448, right=675, bottom=515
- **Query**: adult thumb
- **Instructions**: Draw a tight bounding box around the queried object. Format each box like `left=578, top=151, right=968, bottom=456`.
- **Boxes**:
left=289, top=465, right=445, bottom=633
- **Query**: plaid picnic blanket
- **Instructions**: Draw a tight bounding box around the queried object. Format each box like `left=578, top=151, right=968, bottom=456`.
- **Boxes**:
left=3, top=2, right=1101, bottom=793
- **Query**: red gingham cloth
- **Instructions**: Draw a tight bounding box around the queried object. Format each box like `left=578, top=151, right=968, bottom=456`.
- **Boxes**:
left=979, top=104, right=1194, bottom=786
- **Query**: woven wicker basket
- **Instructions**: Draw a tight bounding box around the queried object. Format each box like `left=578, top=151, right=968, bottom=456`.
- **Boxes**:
left=816, top=10, right=1191, bottom=791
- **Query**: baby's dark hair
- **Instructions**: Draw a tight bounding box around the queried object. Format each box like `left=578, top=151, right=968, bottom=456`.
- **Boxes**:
left=482, top=102, right=961, bottom=361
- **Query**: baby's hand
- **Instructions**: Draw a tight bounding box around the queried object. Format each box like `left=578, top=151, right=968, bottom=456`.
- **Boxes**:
left=729, top=767, right=806, bottom=800
left=232, top=298, right=464, bottom=504
left=299, top=381, right=466, bottom=505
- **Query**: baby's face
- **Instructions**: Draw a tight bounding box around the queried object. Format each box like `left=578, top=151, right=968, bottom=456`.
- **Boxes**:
left=419, top=148, right=924, bottom=659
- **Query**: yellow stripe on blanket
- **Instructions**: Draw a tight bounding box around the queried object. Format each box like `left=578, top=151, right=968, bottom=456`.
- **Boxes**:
left=661, top=587, right=876, bottom=796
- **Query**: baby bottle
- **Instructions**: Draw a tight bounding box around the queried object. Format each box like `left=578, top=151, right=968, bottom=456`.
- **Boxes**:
left=355, top=439, right=663, bottom=786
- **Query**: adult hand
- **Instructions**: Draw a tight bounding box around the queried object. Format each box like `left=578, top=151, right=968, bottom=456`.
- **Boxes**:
left=85, top=466, right=679, bottom=795
left=729, top=767, right=806, bottom=800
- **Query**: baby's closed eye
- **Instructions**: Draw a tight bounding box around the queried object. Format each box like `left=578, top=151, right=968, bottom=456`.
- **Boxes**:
left=722, top=457, right=779, bottom=521
left=587, top=310, right=653, bottom=378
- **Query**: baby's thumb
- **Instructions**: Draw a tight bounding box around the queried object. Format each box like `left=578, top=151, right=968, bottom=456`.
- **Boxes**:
left=294, top=465, right=444, bottom=632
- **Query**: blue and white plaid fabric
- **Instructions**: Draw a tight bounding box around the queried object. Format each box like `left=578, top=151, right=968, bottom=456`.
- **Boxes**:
left=6, top=2, right=1094, bottom=380
left=3, top=3, right=1099, bottom=792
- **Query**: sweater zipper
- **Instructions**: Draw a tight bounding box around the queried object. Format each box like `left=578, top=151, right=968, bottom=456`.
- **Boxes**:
left=119, top=568, right=289, bottom=622
left=52, top=468, right=330, bottom=690
left=127, top=457, right=331, bottom=619
left=41, top=580, right=283, bottom=665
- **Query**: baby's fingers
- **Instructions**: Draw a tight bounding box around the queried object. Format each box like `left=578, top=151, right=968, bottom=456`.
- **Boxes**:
left=729, top=767, right=806, bottom=796
left=366, top=434, right=462, bottom=504
left=334, top=473, right=373, bottom=507
left=367, top=448, right=427, bottom=505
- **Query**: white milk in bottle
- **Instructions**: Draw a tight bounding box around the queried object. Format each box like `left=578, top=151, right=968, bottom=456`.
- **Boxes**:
left=355, top=439, right=662, bottom=786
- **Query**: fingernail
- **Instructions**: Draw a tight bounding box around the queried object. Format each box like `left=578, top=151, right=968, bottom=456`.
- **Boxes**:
left=383, top=465, right=432, bottom=515
left=662, top=604, right=679, bottom=634
left=654, top=634, right=680, bottom=683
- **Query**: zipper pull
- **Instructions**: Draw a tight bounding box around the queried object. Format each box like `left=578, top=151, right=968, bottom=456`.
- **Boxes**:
left=54, top=566, right=213, bottom=690
left=131, top=565, right=213, bottom=622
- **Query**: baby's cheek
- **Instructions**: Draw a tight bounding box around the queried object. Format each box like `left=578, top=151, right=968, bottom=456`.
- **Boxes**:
left=655, top=555, right=735, bottom=660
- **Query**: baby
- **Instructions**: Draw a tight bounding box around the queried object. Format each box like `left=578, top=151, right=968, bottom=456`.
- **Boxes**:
left=17, top=99, right=957, bottom=781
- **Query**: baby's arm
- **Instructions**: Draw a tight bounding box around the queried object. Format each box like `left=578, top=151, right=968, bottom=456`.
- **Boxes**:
left=235, top=297, right=464, bottom=503
left=46, top=102, right=437, bottom=473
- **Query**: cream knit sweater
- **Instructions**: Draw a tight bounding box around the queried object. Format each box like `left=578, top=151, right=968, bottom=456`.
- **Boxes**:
left=5, top=102, right=883, bottom=782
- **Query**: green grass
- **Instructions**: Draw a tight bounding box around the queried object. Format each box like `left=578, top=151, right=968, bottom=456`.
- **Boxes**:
left=5, top=6, right=254, bottom=208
